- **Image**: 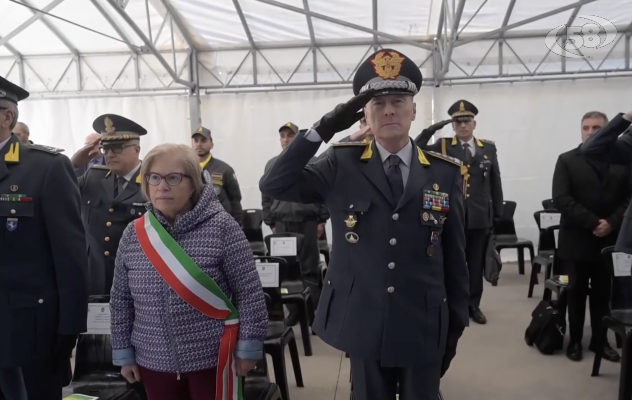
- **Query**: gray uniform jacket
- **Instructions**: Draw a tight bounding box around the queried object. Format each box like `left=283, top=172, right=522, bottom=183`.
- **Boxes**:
left=0, top=135, right=88, bottom=367
left=203, top=156, right=243, bottom=225
left=259, top=133, right=470, bottom=368
left=422, top=137, right=503, bottom=230
left=78, top=165, right=147, bottom=295
left=580, top=113, right=632, bottom=253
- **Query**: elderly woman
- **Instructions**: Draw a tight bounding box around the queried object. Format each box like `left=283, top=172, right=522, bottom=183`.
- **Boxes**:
left=110, top=143, right=268, bottom=400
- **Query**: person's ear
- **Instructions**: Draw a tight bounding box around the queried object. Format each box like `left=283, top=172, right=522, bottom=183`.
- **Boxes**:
left=412, top=102, right=417, bottom=121
left=473, top=120, right=477, bottom=130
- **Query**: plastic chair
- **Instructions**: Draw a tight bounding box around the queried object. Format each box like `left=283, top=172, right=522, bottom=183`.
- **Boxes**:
left=542, top=199, right=556, bottom=210
left=528, top=210, right=560, bottom=298
left=244, top=209, right=267, bottom=255
left=494, top=200, right=535, bottom=275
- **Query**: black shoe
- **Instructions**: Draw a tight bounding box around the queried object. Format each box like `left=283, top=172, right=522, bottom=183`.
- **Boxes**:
left=469, top=307, right=487, bottom=324
left=589, top=342, right=621, bottom=363
left=566, top=342, right=583, bottom=361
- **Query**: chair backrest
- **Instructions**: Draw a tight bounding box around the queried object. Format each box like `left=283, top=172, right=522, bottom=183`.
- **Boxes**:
left=601, top=246, right=632, bottom=311
left=262, top=286, right=286, bottom=323
left=542, top=199, right=556, bottom=210
left=493, top=200, right=517, bottom=236
left=243, top=209, right=264, bottom=242
left=533, top=210, right=561, bottom=251
left=264, top=233, right=305, bottom=282
left=254, top=256, right=292, bottom=290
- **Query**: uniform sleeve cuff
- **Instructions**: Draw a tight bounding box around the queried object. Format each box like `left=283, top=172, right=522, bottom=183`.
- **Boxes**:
left=304, top=129, right=324, bottom=143
left=112, top=347, right=136, bottom=366
left=235, top=340, right=264, bottom=360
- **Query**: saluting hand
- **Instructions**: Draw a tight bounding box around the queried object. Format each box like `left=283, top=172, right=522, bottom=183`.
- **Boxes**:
left=71, top=134, right=101, bottom=168
left=312, top=90, right=376, bottom=143
left=349, top=124, right=372, bottom=142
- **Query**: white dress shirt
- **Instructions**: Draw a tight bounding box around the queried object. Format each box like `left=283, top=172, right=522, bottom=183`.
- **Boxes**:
left=459, top=137, right=476, bottom=156
left=0, top=136, right=11, bottom=152
left=374, top=139, right=413, bottom=187
left=117, top=162, right=141, bottom=190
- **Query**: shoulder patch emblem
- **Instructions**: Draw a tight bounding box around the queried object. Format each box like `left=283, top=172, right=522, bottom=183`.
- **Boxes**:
left=91, top=164, right=110, bottom=170
left=479, top=138, right=495, bottom=145
left=29, top=144, right=63, bottom=154
left=331, top=141, right=368, bottom=147
left=425, top=150, right=463, bottom=167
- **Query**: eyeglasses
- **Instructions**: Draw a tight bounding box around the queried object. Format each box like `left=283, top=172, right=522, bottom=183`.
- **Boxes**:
left=146, top=172, right=190, bottom=186
left=100, top=144, right=137, bottom=154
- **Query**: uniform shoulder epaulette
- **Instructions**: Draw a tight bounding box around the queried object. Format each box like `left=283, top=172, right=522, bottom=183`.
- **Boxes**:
left=425, top=150, right=463, bottom=167
left=479, top=138, right=495, bottom=145
left=90, top=164, right=109, bottom=170
left=331, top=141, right=368, bottom=147
left=28, top=144, right=64, bottom=154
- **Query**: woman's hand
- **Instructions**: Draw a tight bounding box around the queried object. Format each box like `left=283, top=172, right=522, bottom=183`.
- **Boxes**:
left=235, top=358, right=257, bottom=376
left=121, top=364, right=142, bottom=383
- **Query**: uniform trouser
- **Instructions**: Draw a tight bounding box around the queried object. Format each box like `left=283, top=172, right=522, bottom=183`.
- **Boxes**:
left=567, top=259, right=611, bottom=344
left=350, top=356, right=441, bottom=400
left=275, top=220, right=322, bottom=308
left=465, top=228, right=490, bottom=309
left=0, top=368, right=27, bottom=400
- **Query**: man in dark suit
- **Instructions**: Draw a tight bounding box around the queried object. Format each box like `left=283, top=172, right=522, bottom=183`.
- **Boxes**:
left=554, top=111, right=631, bottom=362
left=260, top=49, right=469, bottom=400
left=192, top=126, right=243, bottom=224
left=72, top=114, right=147, bottom=295
left=580, top=110, right=632, bottom=255
left=415, top=100, right=503, bottom=324
left=0, top=76, right=88, bottom=400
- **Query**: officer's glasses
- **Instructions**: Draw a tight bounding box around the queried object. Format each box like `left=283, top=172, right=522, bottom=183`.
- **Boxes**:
left=147, top=173, right=190, bottom=186
left=101, top=144, right=136, bottom=154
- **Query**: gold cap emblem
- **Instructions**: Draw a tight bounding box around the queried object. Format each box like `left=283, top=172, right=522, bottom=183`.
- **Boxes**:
left=104, top=116, right=116, bottom=135
left=198, top=126, right=203, bottom=132
left=371, top=51, right=405, bottom=80
left=459, top=101, right=465, bottom=112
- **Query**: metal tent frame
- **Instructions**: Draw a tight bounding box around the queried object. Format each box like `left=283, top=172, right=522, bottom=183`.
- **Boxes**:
left=1, top=0, right=631, bottom=129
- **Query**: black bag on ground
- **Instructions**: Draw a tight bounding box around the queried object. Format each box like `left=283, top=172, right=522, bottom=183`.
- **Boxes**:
left=525, top=300, right=566, bottom=355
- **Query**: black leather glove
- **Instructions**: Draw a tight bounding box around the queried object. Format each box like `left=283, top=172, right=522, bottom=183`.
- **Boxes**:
left=312, top=90, right=376, bottom=143
left=414, top=119, right=453, bottom=148
left=54, top=334, right=78, bottom=360
left=427, top=119, right=454, bottom=132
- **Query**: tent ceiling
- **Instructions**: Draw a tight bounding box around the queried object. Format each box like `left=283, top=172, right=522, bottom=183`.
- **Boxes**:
left=0, top=0, right=631, bottom=97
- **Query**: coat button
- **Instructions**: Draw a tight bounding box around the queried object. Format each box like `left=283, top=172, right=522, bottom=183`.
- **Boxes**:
left=388, top=262, right=395, bottom=269
left=10, top=209, right=16, bottom=214
left=349, top=204, right=354, bottom=209
left=104, top=251, right=110, bottom=256
left=392, top=214, right=399, bottom=221
left=387, top=286, right=395, bottom=293
left=105, top=237, right=110, bottom=242
left=38, top=299, right=44, bottom=304
left=466, top=194, right=470, bottom=198
left=109, top=208, right=114, bottom=213
left=327, top=280, right=331, bottom=285
left=443, top=298, right=447, bottom=302
left=467, top=184, right=470, bottom=187
left=87, top=200, right=91, bottom=204
left=106, top=222, right=112, bottom=227
left=390, top=238, right=397, bottom=245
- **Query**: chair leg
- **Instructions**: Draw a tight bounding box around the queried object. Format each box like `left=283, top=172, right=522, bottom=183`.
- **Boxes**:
left=518, top=248, right=525, bottom=275
left=288, top=335, right=304, bottom=388
left=269, top=345, right=290, bottom=400
left=298, top=299, right=313, bottom=356
left=618, top=330, right=632, bottom=400
left=591, top=318, right=609, bottom=376
left=528, top=262, right=540, bottom=298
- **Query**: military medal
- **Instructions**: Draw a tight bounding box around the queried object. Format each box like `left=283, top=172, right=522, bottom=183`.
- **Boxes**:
left=422, top=212, right=429, bottom=222
left=426, top=245, right=435, bottom=257
left=345, top=232, right=359, bottom=244
left=439, top=216, right=447, bottom=224
left=344, top=214, right=357, bottom=228
left=130, top=208, right=136, bottom=215
left=10, top=185, right=18, bottom=192
left=6, top=218, right=18, bottom=232
left=433, top=183, right=439, bottom=191
left=431, top=231, right=440, bottom=245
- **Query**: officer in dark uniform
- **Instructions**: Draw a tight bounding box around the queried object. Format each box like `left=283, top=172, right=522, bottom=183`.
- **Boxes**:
left=415, top=100, right=503, bottom=325
left=260, top=49, right=469, bottom=400
left=192, top=126, right=243, bottom=224
left=0, top=76, right=88, bottom=400
left=580, top=111, right=632, bottom=254
left=76, top=114, right=147, bottom=295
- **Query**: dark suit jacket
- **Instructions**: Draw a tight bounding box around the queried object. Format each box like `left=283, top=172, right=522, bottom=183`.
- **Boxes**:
left=260, top=134, right=469, bottom=368
left=553, top=145, right=631, bottom=261
left=0, top=135, right=88, bottom=368
left=580, top=113, right=632, bottom=253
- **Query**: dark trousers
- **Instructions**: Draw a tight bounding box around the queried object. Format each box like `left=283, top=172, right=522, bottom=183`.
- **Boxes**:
left=0, top=368, right=27, bottom=400
left=275, top=220, right=322, bottom=307
left=350, top=356, right=441, bottom=400
left=21, top=363, right=63, bottom=400
left=465, top=228, right=490, bottom=308
left=138, top=366, right=217, bottom=400
left=567, top=259, right=611, bottom=344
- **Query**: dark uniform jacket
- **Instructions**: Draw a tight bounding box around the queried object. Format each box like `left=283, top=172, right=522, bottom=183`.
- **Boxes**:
left=580, top=113, right=632, bottom=253
left=553, top=145, right=631, bottom=261
left=78, top=164, right=147, bottom=295
left=422, top=137, right=503, bottom=230
left=0, top=135, right=88, bottom=368
left=262, top=155, right=330, bottom=227
left=260, top=134, right=470, bottom=368
left=202, top=156, right=243, bottom=225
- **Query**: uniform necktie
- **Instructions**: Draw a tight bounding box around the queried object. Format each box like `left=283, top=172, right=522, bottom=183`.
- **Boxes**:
left=114, top=176, right=126, bottom=197
left=386, top=155, right=404, bottom=205
left=463, top=143, right=473, bottom=164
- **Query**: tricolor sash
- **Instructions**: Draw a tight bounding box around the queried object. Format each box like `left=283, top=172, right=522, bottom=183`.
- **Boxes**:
left=135, top=211, right=242, bottom=400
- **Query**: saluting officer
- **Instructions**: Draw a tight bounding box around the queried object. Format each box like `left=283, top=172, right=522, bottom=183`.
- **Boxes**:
left=0, top=76, right=88, bottom=400
left=260, top=49, right=469, bottom=400
left=73, top=114, right=147, bottom=295
left=192, top=126, right=243, bottom=224
left=416, top=100, right=503, bottom=325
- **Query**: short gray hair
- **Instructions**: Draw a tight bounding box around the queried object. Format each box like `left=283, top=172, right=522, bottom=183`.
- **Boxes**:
left=15, top=122, right=29, bottom=135
left=0, top=100, right=19, bottom=130
left=140, top=143, right=205, bottom=204
left=582, top=111, right=608, bottom=123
